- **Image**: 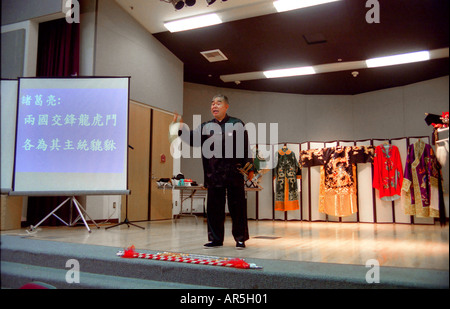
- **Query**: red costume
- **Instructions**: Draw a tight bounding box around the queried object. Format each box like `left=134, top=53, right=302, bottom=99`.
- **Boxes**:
left=372, top=144, right=403, bottom=201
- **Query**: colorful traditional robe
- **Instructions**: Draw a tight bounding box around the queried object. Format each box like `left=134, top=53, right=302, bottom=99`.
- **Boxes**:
left=274, top=147, right=300, bottom=211
left=300, top=146, right=374, bottom=217
left=402, top=140, right=441, bottom=218
left=372, top=144, right=403, bottom=201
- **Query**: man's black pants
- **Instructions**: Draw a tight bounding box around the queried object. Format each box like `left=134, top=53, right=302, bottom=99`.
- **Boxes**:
left=206, top=185, right=249, bottom=244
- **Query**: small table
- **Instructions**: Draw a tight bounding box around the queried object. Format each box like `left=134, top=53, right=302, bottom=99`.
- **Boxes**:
left=159, top=185, right=262, bottom=223
left=175, top=186, right=207, bottom=223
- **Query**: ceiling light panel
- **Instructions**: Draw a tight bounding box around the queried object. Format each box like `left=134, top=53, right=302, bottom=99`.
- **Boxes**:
left=273, top=0, right=341, bottom=13
left=164, top=13, right=222, bottom=33
left=220, top=48, right=447, bottom=83
left=365, top=51, right=430, bottom=68
left=264, top=66, right=316, bottom=78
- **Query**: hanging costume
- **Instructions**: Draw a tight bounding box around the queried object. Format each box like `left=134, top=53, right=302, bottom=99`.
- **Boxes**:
left=274, top=146, right=300, bottom=211
left=300, top=146, right=374, bottom=217
left=402, top=139, right=442, bottom=219
left=372, top=144, right=403, bottom=201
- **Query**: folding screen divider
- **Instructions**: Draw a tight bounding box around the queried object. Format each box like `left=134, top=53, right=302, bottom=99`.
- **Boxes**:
left=251, top=136, right=434, bottom=225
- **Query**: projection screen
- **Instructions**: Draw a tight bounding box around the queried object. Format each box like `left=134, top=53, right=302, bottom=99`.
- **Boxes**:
left=11, top=77, right=130, bottom=196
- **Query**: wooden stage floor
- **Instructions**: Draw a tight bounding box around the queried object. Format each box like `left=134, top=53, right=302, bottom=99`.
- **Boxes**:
left=2, top=218, right=448, bottom=271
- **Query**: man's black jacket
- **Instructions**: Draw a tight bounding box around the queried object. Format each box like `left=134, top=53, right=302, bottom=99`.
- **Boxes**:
left=179, top=114, right=254, bottom=188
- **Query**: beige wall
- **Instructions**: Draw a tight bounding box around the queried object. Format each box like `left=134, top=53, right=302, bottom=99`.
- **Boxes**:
left=181, top=77, right=449, bottom=207
left=93, top=0, right=184, bottom=113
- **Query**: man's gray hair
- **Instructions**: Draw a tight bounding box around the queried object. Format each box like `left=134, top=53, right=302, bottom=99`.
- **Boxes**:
left=212, top=94, right=229, bottom=104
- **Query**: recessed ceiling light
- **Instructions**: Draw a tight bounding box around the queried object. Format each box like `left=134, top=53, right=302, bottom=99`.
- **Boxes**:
left=164, top=13, right=222, bottom=33
left=365, top=51, right=430, bottom=68
left=264, top=66, right=316, bottom=78
left=273, top=0, right=341, bottom=13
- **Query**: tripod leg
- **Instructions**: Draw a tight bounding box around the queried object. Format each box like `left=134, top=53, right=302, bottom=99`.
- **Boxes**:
left=72, top=198, right=100, bottom=229
left=105, top=218, right=145, bottom=230
left=72, top=198, right=91, bottom=233
left=127, top=221, right=145, bottom=230
left=29, top=197, right=71, bottom=231
left=104, top=194, right=145, bottom=230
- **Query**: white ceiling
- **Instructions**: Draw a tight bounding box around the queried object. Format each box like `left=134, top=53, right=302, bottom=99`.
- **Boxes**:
left=115, top=0, right=278, bottom=34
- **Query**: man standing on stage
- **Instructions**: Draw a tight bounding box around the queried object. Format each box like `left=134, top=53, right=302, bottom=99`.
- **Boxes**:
left=175, top=94, right=254, bottom=249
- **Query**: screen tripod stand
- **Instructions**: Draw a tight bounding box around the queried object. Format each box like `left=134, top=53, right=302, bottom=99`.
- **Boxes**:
left=28, top=196, right=100, bottom=233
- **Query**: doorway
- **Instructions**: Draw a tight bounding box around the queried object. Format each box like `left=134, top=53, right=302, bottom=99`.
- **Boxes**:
left=124, top=101, right=174, bottom=221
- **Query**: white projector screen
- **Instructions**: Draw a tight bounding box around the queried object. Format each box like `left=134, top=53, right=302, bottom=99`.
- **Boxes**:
left=12, top=77, right=130, bottom=196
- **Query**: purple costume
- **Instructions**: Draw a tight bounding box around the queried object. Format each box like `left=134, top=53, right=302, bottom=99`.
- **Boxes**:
left=402, top=140, right=441, bottom=218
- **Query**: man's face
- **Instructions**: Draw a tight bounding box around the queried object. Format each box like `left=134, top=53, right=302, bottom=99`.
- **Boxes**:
left=211, top=98, right=229, bottom=121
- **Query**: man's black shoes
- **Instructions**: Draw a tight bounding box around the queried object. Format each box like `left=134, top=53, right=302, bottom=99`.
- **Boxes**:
left=203, top=241, right=246, bottom=249
left=236, top=241, right=245, bottom=249
left=203, top=241, right=223, bottom=248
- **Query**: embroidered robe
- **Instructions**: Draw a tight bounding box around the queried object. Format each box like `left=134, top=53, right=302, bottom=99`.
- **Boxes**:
left=274, top=147, right=300, bottom=211
left=373, top=144, right=403, bottom=201
left=300, top=146, right=374, bottom=217
left=402, top=140, right=441, bottom=218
